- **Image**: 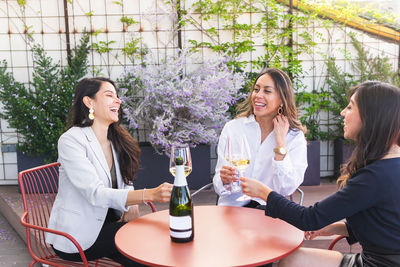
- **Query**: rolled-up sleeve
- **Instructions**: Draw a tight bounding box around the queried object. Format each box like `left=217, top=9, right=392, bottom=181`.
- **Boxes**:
left=270, top=132, right=308, bottom=196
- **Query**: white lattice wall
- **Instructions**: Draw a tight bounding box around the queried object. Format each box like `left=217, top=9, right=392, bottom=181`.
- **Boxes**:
left=0, top=0, right=398, bottom=182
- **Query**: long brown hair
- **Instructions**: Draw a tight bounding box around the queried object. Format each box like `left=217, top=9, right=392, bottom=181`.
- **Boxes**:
left=68, top=77, right=141, bottom=185
left=236, top=68, right=305, bottom=132
left=337, top=81, right=400, bottom=188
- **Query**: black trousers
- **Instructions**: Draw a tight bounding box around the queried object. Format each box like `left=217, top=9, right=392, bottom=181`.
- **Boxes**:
left=53, top=209, right=148, bottom=267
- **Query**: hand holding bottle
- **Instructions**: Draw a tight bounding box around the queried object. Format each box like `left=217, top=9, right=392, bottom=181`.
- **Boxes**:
left=151, top=182, right=173, bottom=202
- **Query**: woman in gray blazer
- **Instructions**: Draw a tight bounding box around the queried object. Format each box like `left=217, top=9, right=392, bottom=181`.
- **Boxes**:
left=46, top=77, right=173, bottom=266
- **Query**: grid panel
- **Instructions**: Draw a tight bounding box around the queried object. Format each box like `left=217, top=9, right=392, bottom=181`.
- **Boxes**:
left=0, top=0, right=398, bottom=182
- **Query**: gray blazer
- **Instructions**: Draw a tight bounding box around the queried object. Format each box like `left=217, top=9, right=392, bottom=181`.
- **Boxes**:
left=46, top=126, right=133, bottom=253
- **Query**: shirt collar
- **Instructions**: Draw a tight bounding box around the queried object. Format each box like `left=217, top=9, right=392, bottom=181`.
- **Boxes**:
left=244, top=114, right=257, bottom=124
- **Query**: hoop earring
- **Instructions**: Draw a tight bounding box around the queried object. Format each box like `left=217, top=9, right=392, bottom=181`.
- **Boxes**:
left=88, top=107, right=95, bottom=120
left=277, top=104, right=283, bottom=115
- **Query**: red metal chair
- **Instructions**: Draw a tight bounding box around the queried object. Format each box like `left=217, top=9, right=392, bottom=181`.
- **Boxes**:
left=328, top=235, right=346, bottom=250
left=19, top=162, right=156, bottom=267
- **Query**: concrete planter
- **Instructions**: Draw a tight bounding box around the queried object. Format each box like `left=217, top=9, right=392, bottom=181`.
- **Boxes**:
left=301, top=140, right=320, bottom=186
left=16, top=144, right=212, bottom=191
left=134, top=143, right=211, bottom=190
left=17, top=151, right=49, bottom=173
left=17, top=151, right=51, bottom=193
left=334, top=138, right=355, bottom=179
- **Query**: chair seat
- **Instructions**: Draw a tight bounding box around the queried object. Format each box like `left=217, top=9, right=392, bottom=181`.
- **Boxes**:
left=18, top=162, right=127, bottom=267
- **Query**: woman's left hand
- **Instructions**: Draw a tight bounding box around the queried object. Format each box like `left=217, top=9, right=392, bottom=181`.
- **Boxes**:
left=240, top=177, right=272, bottom=200
left=120, top=205, right=140, bottom=222
left=273, top=114, right=289, bottom=147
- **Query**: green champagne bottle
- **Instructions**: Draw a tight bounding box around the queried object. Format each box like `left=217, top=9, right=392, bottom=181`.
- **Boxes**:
left=169, top=157, right=194, bottom=243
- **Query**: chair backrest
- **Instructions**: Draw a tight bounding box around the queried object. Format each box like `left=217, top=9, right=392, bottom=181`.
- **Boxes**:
left=18, top=162, right=60, bottom=259
left=289, top=188, right=304, bottom=205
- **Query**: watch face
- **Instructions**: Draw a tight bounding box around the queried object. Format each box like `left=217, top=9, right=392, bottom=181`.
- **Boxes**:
left=279, top=148, right=287, bottom=154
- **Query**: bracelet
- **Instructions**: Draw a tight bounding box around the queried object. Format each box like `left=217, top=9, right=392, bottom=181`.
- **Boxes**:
left=142, top=188, right=148, bottom=205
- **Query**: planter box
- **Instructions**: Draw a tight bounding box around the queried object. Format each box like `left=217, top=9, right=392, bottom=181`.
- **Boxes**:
left=301, top=140, right=320, bottom=186
left=334, top=139, right=355, bottom=179
left=17, top=151, right=51, bottom=193
left=134, top=143, right=211, bottom=190
left=17, top=151, right=48, bottom=173
left=16, top=144, right=212, bottom=191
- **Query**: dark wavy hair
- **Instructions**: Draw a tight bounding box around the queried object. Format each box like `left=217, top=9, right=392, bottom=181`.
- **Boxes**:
left=338, top=81, right=400, bottom=188
left=236, top=68, right=305, bottom=133
left=68, top=77, right=141, bottom=185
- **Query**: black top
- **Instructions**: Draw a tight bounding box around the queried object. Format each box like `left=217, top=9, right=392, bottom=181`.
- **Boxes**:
left=266, top=158, right=400, bottom=254
left=106, top=161, right=120, bottom=222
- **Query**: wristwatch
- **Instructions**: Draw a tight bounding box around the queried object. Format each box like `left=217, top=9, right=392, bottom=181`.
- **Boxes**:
left=274, top=147, right=288, bottom=156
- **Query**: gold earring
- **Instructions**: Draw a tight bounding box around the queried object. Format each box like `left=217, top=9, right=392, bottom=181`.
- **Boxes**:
left=277, top=104, right=283, bottom=115
left=89, top=107, right=95, bottom=120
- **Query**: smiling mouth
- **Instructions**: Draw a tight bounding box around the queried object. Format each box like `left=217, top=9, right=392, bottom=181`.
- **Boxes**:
left=254, top=102, right=266, bottom=107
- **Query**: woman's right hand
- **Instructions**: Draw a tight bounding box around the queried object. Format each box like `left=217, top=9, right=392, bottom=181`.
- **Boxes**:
left=127, top=183, right=173, bottom=206
left=151, top=182, right=173, bottom=202
left=220, top=165, right=238, bottom=185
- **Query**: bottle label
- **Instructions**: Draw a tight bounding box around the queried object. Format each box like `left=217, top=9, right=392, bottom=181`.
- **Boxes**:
left=173, top=165, right=187, bottom=186
left=170, top=215, right=192, bottom=238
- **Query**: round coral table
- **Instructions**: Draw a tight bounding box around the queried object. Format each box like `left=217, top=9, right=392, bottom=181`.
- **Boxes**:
left=115, top=205, right=303, bottom=267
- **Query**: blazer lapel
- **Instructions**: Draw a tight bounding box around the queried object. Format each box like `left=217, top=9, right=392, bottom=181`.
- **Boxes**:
left=82, top=127, right=112, bottom=185
left=111, top=144, right=124, bottom=189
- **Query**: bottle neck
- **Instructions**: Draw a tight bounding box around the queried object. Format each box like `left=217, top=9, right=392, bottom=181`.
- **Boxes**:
left=173, top=165, right=187, bottom=186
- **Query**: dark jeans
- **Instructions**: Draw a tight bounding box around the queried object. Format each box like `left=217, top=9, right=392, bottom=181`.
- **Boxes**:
left=53, top=209, right=148, bottom=267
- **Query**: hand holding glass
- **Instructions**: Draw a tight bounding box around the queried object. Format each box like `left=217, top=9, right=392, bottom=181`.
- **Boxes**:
left=220, top=136, right=251, bottom=196
left=169, top=145, right=192, bottom=177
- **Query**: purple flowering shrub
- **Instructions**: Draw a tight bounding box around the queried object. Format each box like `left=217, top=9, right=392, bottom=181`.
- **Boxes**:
left=119, top=52, right=245, bottom=154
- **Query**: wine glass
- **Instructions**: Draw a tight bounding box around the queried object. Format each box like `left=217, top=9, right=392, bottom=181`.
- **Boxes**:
left=220, top=136, right=240, bottom=196
left=220, top=135, right=251, bottom=196
left=169, top=144, right=192, bottom=177
left=231, top=135, right=251, bottom=201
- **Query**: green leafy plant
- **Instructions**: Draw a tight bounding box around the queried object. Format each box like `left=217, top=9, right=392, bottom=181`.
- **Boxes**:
left=0, top=33, right=90, bottom=161
left=324, top=33, right=400, bottom=139
left=187, top=0, right=318, bottom=85
left=184, top=0, right=320, bottom=117
left=296, top=91, right=330, bottom=141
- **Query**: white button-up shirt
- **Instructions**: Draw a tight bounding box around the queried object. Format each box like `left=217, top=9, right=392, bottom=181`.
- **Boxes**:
left=213, top=115, right=308, bottom=206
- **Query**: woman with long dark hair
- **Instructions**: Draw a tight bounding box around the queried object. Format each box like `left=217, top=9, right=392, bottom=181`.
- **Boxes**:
left=241, top=81, right=400, bottom=266
left=213, top=68, right=308, bottom=207
left=46, top=77, right=172, bottom=266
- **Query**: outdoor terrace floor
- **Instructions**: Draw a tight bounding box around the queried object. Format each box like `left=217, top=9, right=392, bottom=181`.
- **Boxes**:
left=0, top=179, right=361, bottom=266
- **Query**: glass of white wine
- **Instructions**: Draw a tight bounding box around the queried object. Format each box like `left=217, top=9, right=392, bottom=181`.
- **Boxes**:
left=169, top=144, right=192, bottom=177
left=220, top=135, right=251, bottom=196
left=232, top=135, right=251, bottom=201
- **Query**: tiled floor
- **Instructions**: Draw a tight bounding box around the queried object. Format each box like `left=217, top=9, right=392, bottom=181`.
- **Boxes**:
left=0, top=180, right=361, bottom=266
left=0, top=212, right=32, bottom=266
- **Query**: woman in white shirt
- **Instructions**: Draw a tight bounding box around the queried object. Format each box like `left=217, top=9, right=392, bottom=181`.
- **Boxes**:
left=213, top=68, right=308, bottom=207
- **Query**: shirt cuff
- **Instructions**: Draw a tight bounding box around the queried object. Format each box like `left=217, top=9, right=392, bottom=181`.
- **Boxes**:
left=271, top=154, right=292, bottom=175
left=265, top=191, right=283, bottom=218
left=117, top=188, right=131, bottom=212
